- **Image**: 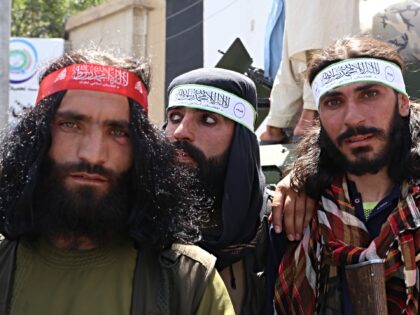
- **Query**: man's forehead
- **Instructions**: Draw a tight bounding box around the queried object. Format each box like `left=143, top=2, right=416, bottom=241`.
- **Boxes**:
left=322, top=82, right=391, bottom=97
left=57, top=90, right=130, bottom=121
left=169, top=106, right=230, bottom=119
left=312, top=57, right=407, bottom=108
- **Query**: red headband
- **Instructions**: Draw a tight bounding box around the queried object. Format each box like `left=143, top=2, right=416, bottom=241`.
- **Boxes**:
left=36, top=63, right=148, bottom=111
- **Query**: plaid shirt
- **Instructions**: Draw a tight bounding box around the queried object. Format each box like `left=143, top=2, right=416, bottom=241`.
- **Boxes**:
left=274, top=177, right=420, bottom=315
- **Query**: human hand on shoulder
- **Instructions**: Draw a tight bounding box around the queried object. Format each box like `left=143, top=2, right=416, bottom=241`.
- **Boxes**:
left=269, top=173, right=316, bottom=241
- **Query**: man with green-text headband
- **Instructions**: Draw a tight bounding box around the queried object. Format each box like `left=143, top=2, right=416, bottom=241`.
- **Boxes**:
left=164, top=68, right=272, bottom=314
left=272, top=36, right=420, bottom=315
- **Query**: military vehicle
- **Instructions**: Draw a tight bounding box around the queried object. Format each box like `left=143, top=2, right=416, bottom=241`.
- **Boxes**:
left=215, top=38, right=294, bottom=185
left=371, top=0, right=420, bottom=100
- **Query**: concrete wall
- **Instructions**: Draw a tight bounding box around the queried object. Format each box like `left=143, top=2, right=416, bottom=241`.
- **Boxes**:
left=66, top=0, right=166, bottom=124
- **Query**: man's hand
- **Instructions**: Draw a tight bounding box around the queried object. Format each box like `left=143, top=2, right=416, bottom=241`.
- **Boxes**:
left=270, top=173, right=316, bottom=241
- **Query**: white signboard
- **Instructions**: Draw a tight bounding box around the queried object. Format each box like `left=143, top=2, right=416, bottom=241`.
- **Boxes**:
left=9, top=37, right=64, bottom=125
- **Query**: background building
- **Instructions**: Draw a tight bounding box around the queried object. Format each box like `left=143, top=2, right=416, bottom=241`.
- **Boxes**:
left=65, top=0, right=271, bottom=124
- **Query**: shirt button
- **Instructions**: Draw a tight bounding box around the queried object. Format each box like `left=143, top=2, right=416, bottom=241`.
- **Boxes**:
left=354, top=198, right=360, bottom=204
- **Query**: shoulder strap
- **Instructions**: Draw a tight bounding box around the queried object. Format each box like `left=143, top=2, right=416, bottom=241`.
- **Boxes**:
left=260, top=188, right=273, bottom=220
left=169, top=243, right=216, bottom=275
left=164, top=243, right=216, bottom=312
left=131, top=243, right=216, bottom=315
left=0, top=238, right=18, bottom=315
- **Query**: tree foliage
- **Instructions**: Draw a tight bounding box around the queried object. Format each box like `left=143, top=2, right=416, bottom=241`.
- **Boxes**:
left=12, top=0, right=107, bottom=38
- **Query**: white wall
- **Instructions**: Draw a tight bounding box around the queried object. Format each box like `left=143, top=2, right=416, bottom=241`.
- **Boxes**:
left=203, top=0, right=272, bottom=69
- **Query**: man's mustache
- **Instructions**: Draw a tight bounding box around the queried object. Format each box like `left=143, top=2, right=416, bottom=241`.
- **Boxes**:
left=55, top=161, right=117, bottom=180
left=173, top=141, right=207, bottom=165
left=336, top=126, right=386, bottom=146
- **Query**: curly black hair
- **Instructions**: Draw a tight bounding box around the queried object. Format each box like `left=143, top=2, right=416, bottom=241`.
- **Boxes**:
left=0, top=49, right=207, bottom=249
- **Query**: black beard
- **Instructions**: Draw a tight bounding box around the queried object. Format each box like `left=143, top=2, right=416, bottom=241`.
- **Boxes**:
left=320, top=103, right=404, bottom=176
left=174, top=141, right=229, bottom=209
left=31, top=156, right=132, bottom=247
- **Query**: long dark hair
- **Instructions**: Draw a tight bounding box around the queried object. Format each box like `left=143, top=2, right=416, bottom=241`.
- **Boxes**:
left=291, top=36, right=420, bottom=198
left=0, top=49, right=206, bottom=248
left=291, top=104, right=420, bottom=198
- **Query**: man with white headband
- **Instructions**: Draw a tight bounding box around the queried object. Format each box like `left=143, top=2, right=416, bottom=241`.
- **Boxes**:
left=273, top=36, right=420, bottom=314
left=164, top=68, right=272, bottom=314
left=0, top=49, right=234, bottom=314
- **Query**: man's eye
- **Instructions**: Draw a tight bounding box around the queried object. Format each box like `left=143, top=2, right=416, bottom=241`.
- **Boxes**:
left=202, top=115, right=216, bottom=125
left=363, top=90, right=378, bottom=98
left=323, top=98, right=341, bottom=107
left=110, top=129, right=129, bottom=137
left=60, top=121, right=79, bottom=129
left=169, top=112, right=182, bottom=123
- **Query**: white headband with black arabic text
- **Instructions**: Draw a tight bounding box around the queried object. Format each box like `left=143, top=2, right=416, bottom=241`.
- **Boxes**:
left=168, top=84, right=256, bottom=131
left=312, top=58, right=408, bottom=109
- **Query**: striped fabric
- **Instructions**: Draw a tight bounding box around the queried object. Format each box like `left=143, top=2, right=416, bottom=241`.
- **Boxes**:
left=275, top=177, right=420, bottom=315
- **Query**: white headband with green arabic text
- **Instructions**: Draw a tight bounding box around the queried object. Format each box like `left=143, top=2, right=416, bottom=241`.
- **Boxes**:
left=312, top=58, right=408, bottom=109
left=168, top=84, right=256, bottom=131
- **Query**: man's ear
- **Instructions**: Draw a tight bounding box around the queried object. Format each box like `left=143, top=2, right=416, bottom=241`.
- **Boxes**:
left=398, top=93, right=410, bottom=117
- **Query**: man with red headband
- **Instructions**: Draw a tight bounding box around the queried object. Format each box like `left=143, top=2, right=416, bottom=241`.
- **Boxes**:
left=0, top=49, right=234, bottom=314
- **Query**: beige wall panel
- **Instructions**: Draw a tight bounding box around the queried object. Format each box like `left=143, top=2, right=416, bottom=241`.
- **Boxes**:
left=66, top=0, right=166, bottom=124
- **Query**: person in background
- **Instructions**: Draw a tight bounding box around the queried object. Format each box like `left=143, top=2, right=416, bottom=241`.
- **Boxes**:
left=260, top=0, right=360, bottom=143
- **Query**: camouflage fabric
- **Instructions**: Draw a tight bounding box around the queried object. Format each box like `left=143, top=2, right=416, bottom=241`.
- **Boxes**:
left=372, top=1, right=420, bottom=99
left=372, top=0, right=420, bottom=62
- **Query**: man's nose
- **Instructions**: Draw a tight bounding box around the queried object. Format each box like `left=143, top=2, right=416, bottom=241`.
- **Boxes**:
left=77, top=130, right=107, bottom=166
left=343, top=100, right=366, bottom=129
left=173, top=118, right=195, bottom=142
